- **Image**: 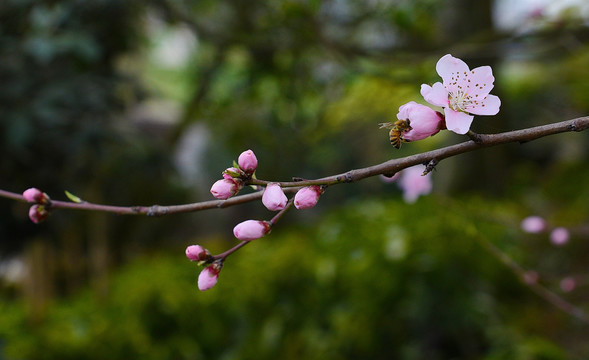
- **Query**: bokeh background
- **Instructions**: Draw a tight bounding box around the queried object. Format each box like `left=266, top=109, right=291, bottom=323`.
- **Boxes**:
left=1, top=0, right=589, bottom=358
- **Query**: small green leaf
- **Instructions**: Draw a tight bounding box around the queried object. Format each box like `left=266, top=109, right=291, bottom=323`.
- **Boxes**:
left=64, top=190, right=83, bottom=203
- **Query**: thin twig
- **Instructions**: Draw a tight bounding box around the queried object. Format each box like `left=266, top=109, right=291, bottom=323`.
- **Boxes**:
left=475, top=235, right=589, bottom=324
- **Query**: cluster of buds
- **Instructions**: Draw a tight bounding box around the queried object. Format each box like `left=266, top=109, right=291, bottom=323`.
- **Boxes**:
left=22, top=188, right=51, bottom=224
left=185, top=245, right=222, bottom=291
left=190, top=149, right=327, bottom=291
left=210, top=149, right=258, bottom=200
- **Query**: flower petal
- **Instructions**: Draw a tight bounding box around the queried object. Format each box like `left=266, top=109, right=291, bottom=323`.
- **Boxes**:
left=444, top=109, right=474, bottom=134
left=420, top=82, right=448, bottom=108
left=464, top=65, right=495, bottom=98
left=468, top=94, right=501, bottom=115
left=436, top=54, right=469, bottom=86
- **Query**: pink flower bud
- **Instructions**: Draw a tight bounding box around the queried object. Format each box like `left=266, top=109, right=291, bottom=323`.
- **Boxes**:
left=238, top=149, right=258, bottom=174
left=522, top=270, right=538, bottom=285
left=222, top=167, right=245, bottom=180
left=560, top=277, right=576, bottom=293
left=185, top=245, right=211, bottom=262
left=397, top=101, right=445, bottom=142
left=198, top=262, right=222, bottom=291
left=262, top=183, right=288, bottom=211
left=294, top=186, right=323, bottom=209
left=23, top=188, right=50, bottom=204
left=28, top=205, right=49, bottom=224
left=233, top=220, right=271, bottom=241
left=397, top=165, right=432, bottom=204
left=210, top=178, right=243, bottom=199
left=550, top=227, right=569, bottom=246
left=520, top=216, right=546, bottom=234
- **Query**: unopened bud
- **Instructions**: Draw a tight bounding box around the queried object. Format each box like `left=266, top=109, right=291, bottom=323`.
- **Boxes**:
left=560, top=277, right=576, bottom=293
left=262, top=183, right=288, bottom=211
left=198, top=261, right=223, bottom=291
left=233, top=220, right=271, bottom=241
left=28, top=205, right=49, bottom=224
left=396, top=101, right=445, bottom=142
left=237, top=149, right=258, bottom=174
left=23, top=188, right=50, bottom=204
left=520, top=216, right=546, bottom=234
left=550, top=227, right=569, bottom=246
left=210, top=178, right=243, bottom=199
left=185, top=245, right=211, bottom=262
left=294, top=186, right=323, bottom=209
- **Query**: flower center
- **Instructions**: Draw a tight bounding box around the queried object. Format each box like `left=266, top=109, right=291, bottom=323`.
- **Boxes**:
left=449, top=90, right=470, bottom=112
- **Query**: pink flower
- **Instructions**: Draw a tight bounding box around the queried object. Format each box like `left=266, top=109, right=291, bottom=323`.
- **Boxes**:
left=550, top=227, right=569, bottom=246
left=238, top=149, right=258, bottom=174
left=396, top=101, right=445, bottom=141
left=397, top=165, right=432, bottom=203
left=28, top=205, right=49, bottom=224
left=23, top=188, right=50, bottom=204
left=262, top=183, right=288, bottom=211
left=210, top=178, right=243, bottom=199
left=198, top=262, right=223, bottom=291
left=294, top=186, right=323, bottom=209
left=185, top=245, right=211, bottom=262
left=420, top=54, right=501, bottom=134
left=520, top=216, right=546, bottom=234
left=560, top=277, right=576, bottom=293
left=523, top=271, right=539, bottom=285
left=233, top=220, right=271, bottom=241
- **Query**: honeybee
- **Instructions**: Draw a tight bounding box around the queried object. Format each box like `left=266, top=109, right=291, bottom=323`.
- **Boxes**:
left=379, top=119, right=412, bottom=149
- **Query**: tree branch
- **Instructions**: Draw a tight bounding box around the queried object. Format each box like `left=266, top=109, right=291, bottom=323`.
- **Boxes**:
left=2, top=116, right=588, bottom=214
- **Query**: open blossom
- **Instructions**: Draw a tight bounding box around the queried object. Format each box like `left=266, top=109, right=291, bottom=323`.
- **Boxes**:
left=238, top=149, right=258, bottom=174
left=185, top=245, right=211, bottom=262
left=198, top=262, right=223, bottom=291
left=233, top=220, right=271, bottom=241
left=396, top=101, right=445, bottom=141
left=262, top=183, right=288, bottom=211
left=520, top=216, right=546, bottom=234
left=210, top=178, right=243, bottom=199
left=294, top=186, right=323, bottom=209
left=420, top=54, right=501, bottom=134
left=397, top=165, right=432, bottom=203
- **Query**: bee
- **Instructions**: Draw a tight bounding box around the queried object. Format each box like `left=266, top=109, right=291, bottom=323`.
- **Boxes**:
left=379, top=119, right=412, bottom=149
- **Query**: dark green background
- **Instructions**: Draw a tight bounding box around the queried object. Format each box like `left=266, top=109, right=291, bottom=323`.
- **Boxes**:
left=1, top=0, right=588, bottom=358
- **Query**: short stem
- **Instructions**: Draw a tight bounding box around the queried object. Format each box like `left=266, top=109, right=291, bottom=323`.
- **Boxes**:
left=269, top=198, right=294, bottom=225
left=213, top=241, right=249, bottom=261
left=466, top=130, right=483, bottom=144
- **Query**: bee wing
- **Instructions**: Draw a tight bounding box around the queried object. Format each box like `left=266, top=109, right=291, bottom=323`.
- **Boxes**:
left=379, top=122, right=394, bottom=129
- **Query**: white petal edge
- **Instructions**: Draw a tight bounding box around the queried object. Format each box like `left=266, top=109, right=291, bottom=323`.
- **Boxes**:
left=420, top=82, right=448, bottom=108
left=436, top=54, right=469, bottom=83
left=444, top=108, right=474, bottom=135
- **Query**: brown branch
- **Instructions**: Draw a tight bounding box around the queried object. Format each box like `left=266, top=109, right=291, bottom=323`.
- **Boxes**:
left=2, top=116, right=588, bottom=215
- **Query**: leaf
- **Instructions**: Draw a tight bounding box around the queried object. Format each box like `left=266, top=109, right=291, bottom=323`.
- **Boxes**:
left=64, top=190, right=83, bottom=203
